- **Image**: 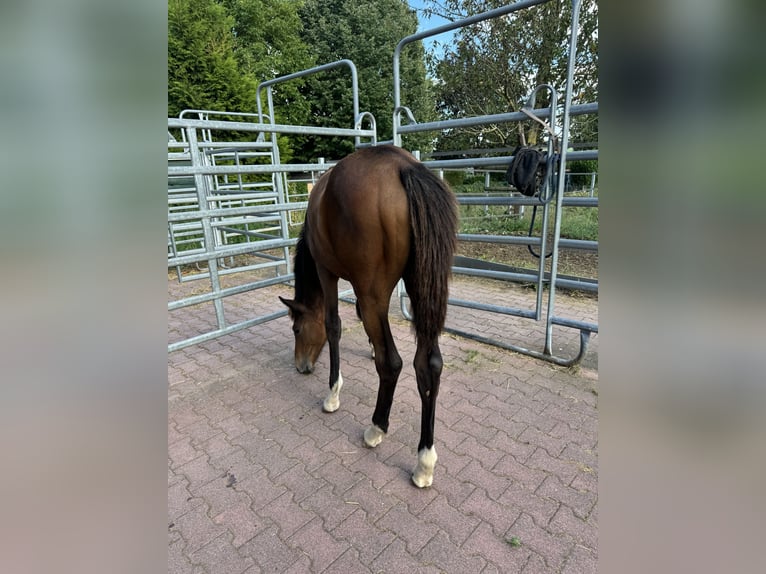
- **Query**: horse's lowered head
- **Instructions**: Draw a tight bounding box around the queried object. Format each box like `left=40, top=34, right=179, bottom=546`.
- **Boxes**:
left=279, top=297, right=326, bottom=374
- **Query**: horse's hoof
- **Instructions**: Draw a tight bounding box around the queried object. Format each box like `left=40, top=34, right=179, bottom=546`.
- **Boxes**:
left=411, top=446, right=437, bottom=488
left=322, top=375, right=343, bottom=413
left=363, top=424, right=386, bottom=447
left=322, top=396, right=340, bottom=413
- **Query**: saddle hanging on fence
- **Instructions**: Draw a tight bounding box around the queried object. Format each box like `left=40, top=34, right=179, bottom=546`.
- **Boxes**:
left=505, top=146, right=547, bottom=197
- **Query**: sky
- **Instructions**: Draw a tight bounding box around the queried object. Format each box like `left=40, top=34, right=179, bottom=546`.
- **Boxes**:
left=407, top=0, right=456, bottom=52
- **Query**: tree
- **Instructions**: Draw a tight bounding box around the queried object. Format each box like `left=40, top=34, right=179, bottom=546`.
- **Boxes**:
left=168, top=0, right=258, bottom=118
left=294, top=0, right=436, bottom=160
left=218, top=0, right=315, bottom=125
left=422, top=0, right=598, bottom=151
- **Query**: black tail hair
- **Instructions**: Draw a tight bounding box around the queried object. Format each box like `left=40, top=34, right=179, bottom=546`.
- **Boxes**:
left=400, top=163, right=458, bottom=343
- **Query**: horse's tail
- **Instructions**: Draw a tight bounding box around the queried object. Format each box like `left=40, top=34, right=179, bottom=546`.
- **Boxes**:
left=399, top=162, right=458, bottom=344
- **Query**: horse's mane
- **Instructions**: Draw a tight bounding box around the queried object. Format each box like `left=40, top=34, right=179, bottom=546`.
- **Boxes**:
left=293, top=221, right=323, bottom=306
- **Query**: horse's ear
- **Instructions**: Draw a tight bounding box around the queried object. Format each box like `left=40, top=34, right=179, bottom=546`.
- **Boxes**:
left=279, top=296, right=306, bottom=316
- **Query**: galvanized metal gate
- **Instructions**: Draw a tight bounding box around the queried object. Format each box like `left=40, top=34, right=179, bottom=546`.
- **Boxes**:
left=167, top=61, right=375, bottom=352
left=392, top=0, right=598, bottom=365
left=168, top=1, right=598, bottom=365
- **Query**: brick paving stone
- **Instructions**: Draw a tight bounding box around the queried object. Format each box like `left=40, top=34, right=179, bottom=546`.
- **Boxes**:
left=169, top=438, right=203, bottom=471
left=498, top=482, right=560, bottom=528
left=430, top=466, right=477, bottom=509
left=168, top=479, right=205, bottom=522
left=370, top=538, right=442, bottom=574
left=376, top=502, right=440, bottom=555
left=456, top=458, right=512, bottom=501
left=548, top=503, right=598, bottom=551
left=314, top=457, right=365, bottom=496
left=212, top=501, right=266, bottom=547
left=298, top=483, right=357, bottom=531
left=274, top=463, right=327, bottom=503
left=333, top=507, right=396, bottom=564
left=178, top=454, right=225, bottom=493
left=168, top=538, right=194, bottom=574
left=349, top=449, right=407, bottom=490
left=460, top=487, right=521, bottom=537
left=486, top=428, right=537, bottom=463
left=453, top=436, right=505, bottom=470
left=288, top=517, right=351, bottom=572
left=493, top=453, right=549, bottom=491
left=536, top=474, right=597, bottom=521
left=509, top=513, right=576, bottom=573
left=521, top=552, right=551, bottom=574
left=420, top=495, right=481, bottom=546
left=171, top=503, right=227, bottom=555
left=526, top=446, right=580, bottom=487
left=189, top=533, right=254, bottom=574
left=239, top=525, right=302, bottom=574
left=379, top=474, right=440, bottom=515
left=260, top=491, right=315, bottom=539
left=169, top=276, right=598, bottom=574
left=416, top=530, right=486, bottom=573
left=434, top=444, right=472, bottom=478
left=322, top=548, right=372, bottom=574
left=462, top=521, right=532, bottom=573
left=343, top=478, right=399, bottom=523
left=518, top=425, right=568, bottom=458
left=235, top=468, right=288, bottom=510
left=561, top=544, right=597, bottom=574
left=194, top=476, right=253, bottom=519
left=208, top=446, right=263, bottom=481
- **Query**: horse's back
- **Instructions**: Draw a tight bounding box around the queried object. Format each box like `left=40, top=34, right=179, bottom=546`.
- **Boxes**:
left=308, top=147, right=413, bottom=292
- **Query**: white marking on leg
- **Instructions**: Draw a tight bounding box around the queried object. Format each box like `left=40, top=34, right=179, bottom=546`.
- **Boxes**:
left=411, top=446, right=437, bottom=488
left=369, top=341, right=375, bottom=360
left=363, top=424, right=386, bottom=448
left=322, top=372, right=343, bottom=413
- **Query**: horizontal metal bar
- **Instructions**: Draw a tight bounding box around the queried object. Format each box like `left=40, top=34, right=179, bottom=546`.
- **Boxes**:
left=397, top=0, right=551, bottom=48
left=167, top=237, right=297, bottom=267
left=168, top=117, right=374, bottom=138
left=457, top=234, right=598, bottom=251
left=452, top=266, right=598, bottom=290
left=442, top=325, right=591, bottom=367
left=550, top=315, right=599, bottom=333
left=168, top=163, right=335, bottom=176
left=397, top=102, right=598, bottom=135
left=168, top=201, right=308, bottom=223
left=452, top=266, right=538, bottom=284
left=168, top=310, right=289, bottom=353
left=168, top=273, right=294, bottom=311
left=457, top=196, right=598, bottom=207
left=176, top=259, right=286, bottom=283
left=422, top=150, right=598, bottom=170
left=447, top=297, right=538, bottom=319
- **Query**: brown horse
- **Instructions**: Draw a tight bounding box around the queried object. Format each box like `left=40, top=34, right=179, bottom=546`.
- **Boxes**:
left=279, top=145, right=457, bottom=487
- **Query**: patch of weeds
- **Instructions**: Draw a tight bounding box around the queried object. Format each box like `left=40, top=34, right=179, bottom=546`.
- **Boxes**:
left=506, top=536, right=522, bottom=547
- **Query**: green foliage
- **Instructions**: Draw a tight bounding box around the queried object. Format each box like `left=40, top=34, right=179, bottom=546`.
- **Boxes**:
left=454, top=179, right=599, bottom=241
left=168, top=0, right=313, bottom=122
left=423, top=0, right=598, bottom=151
left=219, top=0, right=314, bottom=125
left=168, top=0, right=259, bottom=117
left=567, top=159, right=598, bottom=188
left=293, top=0, right=435, bottom=161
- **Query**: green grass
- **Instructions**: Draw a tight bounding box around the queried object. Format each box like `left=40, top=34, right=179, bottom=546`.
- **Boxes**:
left=454, top=179, right=598, bottom=241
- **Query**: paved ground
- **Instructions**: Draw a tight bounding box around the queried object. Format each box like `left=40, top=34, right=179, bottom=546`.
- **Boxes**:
left=168, top=272, right=598, bottom=573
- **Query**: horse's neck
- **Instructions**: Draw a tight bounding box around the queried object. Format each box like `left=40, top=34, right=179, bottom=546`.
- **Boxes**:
left=295, top=238, right=324, bottom=308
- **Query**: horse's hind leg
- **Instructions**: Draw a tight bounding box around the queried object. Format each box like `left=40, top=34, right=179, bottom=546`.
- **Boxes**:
left=355, top=299, right=375, bottom=359
left=357, top=296, right=402, bottom=448
left=412, top=337, right=443, bottom=488
left=320, top=273, right=343, bottom=413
